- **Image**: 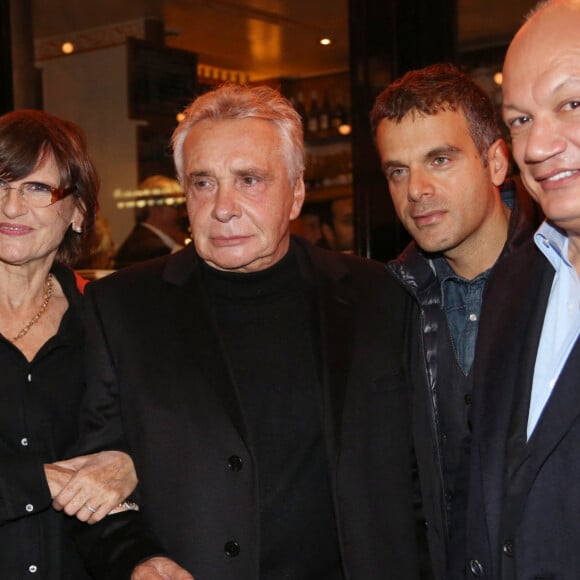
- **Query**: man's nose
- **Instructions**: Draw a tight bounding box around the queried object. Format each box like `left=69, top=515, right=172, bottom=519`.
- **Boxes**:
left=407, top=168, right=434, bottom=202
left=523, top=115, right=566, bottom=165
left=212, top=183, right=241, bottom=222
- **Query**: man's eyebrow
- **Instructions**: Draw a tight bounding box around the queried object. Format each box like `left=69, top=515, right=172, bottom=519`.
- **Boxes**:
left=382, top=159, right=406, bottom=172
left=186, top=170, right=214, bottom=179
left=381, top=145, right=460, bottom=173
left=425, top=145, right=461, bottom=158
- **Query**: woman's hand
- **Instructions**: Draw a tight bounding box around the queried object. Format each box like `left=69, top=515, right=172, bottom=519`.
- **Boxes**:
left=45, top=450, right=138, bottom=523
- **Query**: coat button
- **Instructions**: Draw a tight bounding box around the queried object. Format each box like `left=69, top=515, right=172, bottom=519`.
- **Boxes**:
left=224, top=540, right=240, bottom=557
left=469, top=559, right=483, bottom=577
left=226, top=455, right=243, bottom=472
left=503, top=540, right=514, bottom=558
left=464, top=393, right=473, bottom=405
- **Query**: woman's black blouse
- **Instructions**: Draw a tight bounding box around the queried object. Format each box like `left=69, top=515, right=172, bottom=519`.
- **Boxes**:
left=0, top=262, right=91, bottom=579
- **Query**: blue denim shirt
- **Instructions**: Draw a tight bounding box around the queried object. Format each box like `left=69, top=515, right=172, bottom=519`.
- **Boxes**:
left=431, top=185, right=515, bottom=375
left=433, top=257, right=490, bottom=375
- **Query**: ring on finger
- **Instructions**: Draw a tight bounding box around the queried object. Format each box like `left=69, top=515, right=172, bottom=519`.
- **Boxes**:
left=84, top=504, right=97, bottom=513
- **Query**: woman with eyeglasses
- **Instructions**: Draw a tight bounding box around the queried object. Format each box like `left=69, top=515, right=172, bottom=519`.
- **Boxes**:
left=0, top=109, right=137, bottom=578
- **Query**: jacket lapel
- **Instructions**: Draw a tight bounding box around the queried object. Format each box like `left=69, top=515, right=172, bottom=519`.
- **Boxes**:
left=162, top=245, right=251, bottom=446
left=515, top=336, right=580, bottom=478
left=500, top=251, right=580, bottom=529
left=296, top=240, right=356, bottom=462
left=161, top=240, right=357, bottom=459
left=476, top=244, right=553, bottom=541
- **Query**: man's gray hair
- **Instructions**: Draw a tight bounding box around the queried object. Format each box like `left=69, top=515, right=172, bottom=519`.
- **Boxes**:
left=172, top=84, right=305, bottom=187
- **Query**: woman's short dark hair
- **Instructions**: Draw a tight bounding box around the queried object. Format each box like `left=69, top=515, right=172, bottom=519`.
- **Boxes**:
left=0, top=109, right=99, bottom=265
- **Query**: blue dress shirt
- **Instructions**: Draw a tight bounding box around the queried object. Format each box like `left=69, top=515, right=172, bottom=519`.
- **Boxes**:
left=528, top=222, right=580, bottom=439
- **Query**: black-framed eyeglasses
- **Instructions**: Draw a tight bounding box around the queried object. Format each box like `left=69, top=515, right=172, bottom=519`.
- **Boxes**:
left=0, top=180, right=76, bottom=208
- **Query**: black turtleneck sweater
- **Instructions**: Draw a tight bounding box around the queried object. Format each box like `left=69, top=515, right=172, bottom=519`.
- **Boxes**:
left=201, top=244, right=343, bottom=580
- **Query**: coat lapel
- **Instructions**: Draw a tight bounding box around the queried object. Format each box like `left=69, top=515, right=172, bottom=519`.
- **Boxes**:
left=163, top=245, right=251, bottom=446
left=514, top=336, right=580, bottom=480
left=476, top=244, right=553, bottom=541
left=162, top=240, right=357, bottom=460
left=296, top=240, right=356, bottom=462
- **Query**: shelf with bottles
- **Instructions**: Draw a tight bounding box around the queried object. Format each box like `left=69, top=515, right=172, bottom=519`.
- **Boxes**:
left=293, top=90, right=352, bottom=143
left=279, top=72, right=353, bottom=198
left=281, top=72, right=352, bottom=143
left=303, top=139, right=352, bottom=193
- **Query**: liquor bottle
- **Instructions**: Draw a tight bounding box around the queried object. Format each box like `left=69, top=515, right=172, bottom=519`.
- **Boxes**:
left=331, top=94, right=351, bottom=136
left=318, top=91, right=331, bottom=137
left=294, top=91, right=308, bottom=135
left=331, top=94, right=346, bottom=131
left=307, top=90, right=320, bottom=138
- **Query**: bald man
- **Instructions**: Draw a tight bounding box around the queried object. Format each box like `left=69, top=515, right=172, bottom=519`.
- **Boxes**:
left=454, top=1, right=580, bottom=578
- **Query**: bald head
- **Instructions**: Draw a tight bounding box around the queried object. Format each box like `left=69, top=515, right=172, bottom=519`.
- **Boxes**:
left=501, top=0, right=580, bottom=233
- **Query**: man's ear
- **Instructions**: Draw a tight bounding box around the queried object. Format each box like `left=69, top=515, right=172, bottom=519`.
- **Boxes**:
left=290, top=176, right=306, bottom=220
left=487, top=138, right=510, bottom=187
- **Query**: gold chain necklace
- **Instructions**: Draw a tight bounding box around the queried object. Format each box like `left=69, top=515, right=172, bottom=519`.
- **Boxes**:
left=11, top=273, right=54, bottom=343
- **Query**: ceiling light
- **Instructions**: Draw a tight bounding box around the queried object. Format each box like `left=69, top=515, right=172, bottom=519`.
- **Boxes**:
left=61, top=42, right=75, bottom=55
left=319, top=37, right=332, bottom=46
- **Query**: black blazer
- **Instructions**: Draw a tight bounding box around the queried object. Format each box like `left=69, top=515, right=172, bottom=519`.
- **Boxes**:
left=76, top=238, right=421, bottom=580
left=457, top=238, right=580, bottom=579
left=114, top=224, right=172, bottom=268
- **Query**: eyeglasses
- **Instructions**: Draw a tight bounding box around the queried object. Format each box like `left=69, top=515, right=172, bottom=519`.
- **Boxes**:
left=0, top=180, right=76, bottom=208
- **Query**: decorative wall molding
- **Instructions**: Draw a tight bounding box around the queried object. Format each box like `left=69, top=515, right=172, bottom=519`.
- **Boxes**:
left=35, top=19, right=146, bottom=61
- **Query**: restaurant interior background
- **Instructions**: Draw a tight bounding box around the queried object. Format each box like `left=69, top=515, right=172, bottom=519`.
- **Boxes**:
left=1, top=0, right=536, bottom=262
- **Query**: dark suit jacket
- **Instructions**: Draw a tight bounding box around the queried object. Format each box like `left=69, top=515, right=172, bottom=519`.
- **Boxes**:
left=76, top=237, right=421, bottom=580
left=114, top=224, right=172, bottom=268
left=457, top=238, right=580, bottom=579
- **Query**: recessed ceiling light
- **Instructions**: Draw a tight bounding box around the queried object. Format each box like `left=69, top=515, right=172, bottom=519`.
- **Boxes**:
left=61, top=42, right=74, bottom=55
left=319, top=37, right=332, bottom=46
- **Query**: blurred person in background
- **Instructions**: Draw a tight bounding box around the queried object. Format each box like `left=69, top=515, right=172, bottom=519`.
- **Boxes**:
left=115, top=174, right=189, bottom=268
left=319, top=195, right=354, bottom=252
left=74, top=212, right=116, bottom=271
left=289, top=201, right=324, bottom=245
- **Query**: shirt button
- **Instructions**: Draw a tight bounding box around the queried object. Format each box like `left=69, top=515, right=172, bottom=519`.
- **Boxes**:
left=503, top=539, right=514, bottom=558
left=469, top=559, right=483, bottom=576
left=226, top=455, right=243, bottom=472
left=20, top=437, right=28, bottom=446
left=224, top=540, right=240, bottom=557
left=25, top=504, right=34, bottom=512
left=28, top=564, right=38, bottom=573
left=469, top=313, right=477, bottom=322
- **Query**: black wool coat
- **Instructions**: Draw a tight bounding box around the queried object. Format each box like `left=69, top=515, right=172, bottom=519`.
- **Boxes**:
left=76, top=237, right=422, bottom=580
